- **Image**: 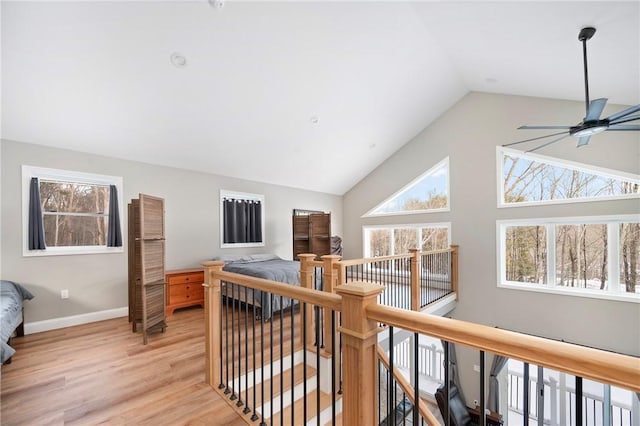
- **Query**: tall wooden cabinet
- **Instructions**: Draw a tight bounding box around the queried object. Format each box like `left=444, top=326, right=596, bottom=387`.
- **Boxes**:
left=128, top=194, right=167, bottom=344
left=292, top=212, right=331, bottom=260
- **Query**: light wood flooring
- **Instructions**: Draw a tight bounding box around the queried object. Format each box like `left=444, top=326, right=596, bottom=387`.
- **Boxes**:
left=0, top=307, right=246, bottom=426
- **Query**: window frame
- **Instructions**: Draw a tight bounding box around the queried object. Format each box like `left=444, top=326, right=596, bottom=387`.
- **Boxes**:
left=363, top=157, right=450, bottom=218
left=219, top=189, right=265, bottom=249
left=496, top=147, right=640, bottom=208
left=496, top=215, right=640, bottom=303
left=362, top=222, right=451, bottom=258
left=22, top=165, right=124, bottom=257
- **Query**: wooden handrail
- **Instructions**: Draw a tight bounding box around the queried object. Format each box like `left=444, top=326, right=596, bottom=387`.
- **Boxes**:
left=214, top=270, right=343, bottom=312
left=366, top=304, right=640, bottom=393
left=337, top=248, right=455, bottom=267
left=376, top=345, right=440, bottom=426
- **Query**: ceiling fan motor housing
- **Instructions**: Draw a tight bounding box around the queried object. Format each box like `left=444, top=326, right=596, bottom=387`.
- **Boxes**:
left=570, top=119, right=610, bottom=137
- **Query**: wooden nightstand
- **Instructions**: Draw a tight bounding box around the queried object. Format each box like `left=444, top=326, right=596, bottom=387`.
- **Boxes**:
left=165, top=268, right=205, bottom=316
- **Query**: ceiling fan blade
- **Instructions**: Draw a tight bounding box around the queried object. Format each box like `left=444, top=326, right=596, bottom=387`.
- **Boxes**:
left=585, top=98, right=608, bottom=121
left=503, top=131, right=569, bottom=147
left=518, top=125, right=572, bottom=130
left=527, top=134, right=572, bottom=152
left=607, top=124, right=640, bottom=131
left=606, top=104, right=640, bottom=122
left=610, top=115, right=640, bottom=125
left=576, top=135, right=592, bottom=147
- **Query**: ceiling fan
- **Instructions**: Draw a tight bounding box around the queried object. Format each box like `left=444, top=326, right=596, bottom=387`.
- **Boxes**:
left=504, top=27, right=640, bottom=152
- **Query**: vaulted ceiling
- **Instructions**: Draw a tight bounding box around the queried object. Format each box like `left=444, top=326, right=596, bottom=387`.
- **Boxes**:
left=2, top=1, right=638, bottom=194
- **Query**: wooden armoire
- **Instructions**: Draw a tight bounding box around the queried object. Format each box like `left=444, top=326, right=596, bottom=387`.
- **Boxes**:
left=292, top=211, right=331, bottom=260
left=128, top=194, right=167, bottom=344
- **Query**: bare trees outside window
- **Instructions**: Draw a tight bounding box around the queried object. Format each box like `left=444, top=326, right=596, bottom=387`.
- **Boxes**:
left=364, top=224, right=450, bottom=258
left=40, top=181, right=110, bottom=247
left=500, top=218, right=639, bottom=297
left=500, top=148, right=639, bottom=206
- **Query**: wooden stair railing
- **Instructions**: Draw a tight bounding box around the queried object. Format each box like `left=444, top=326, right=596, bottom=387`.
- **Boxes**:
left=203, top=262, right=639, bottom=426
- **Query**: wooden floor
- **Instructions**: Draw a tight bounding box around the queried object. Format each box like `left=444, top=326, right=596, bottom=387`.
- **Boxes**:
left=0, top=307, right=247, bottom=426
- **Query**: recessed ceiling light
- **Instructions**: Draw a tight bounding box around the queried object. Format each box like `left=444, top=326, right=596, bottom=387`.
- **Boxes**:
left=170, top=52, right=187, bottom=68
left=209, top=0, right=224, bottom=9
left=310, top=116, right=319, bottom=124
left=485, top=77, right=498, bottom=84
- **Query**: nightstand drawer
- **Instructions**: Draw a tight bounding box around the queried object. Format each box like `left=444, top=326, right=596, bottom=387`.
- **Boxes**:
left=167, top=271, right=204, bottom=286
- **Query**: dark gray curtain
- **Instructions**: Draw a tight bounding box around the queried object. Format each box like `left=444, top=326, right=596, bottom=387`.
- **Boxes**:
left=487, top=355, right=508, bottom=413
left=107, top=185, right=122, bottom=247
left=441, top=340, right=466, bottom=404
left=28, top=177, right=46, bottom=250
left=223, top=198, right=262, bottom=244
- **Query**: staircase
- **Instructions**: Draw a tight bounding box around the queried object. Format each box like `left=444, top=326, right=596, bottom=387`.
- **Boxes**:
left=219, top=348, right=342, bottom=426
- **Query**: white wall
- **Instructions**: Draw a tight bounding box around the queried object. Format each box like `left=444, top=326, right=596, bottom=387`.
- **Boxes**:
left=343, top=92, right=640, bottom=404
left=1, top=139, right=342, bottom=325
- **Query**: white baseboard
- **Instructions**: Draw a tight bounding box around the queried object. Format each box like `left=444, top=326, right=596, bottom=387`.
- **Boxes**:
left=24, top=307, right=128, bottom=335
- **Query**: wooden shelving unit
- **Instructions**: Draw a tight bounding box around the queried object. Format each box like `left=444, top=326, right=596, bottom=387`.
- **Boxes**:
left=292, top=211, right=331, bottom=260
left=128, top=194, right=167, bottom=344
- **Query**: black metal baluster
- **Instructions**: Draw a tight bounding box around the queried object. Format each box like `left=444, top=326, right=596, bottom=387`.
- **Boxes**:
left=224, top=284, right=230, bottom=394
left=290, top=301, right=295, bottom=426
left=303, top=303, right=308, bottom=423
left=331, top=311, right=336, bottom=426
left=230, top=284, right=237, bottom=401
left=259, top=299, right=265, bottom=426
left=270, top=293, right=274, bottom=423
left=280, top=296, right=284, bottom=426
left=480, top=351, right=486, bottom=426
left=316, top=305, right=321, bottom=426
left=243, top=287, right=250, bottom=414
left=576, top=376, right=583, bottom=426
left=251, top=290, right=259, bottom=422
left=523, top=362, right=529, bottom=426
left=413, top=332, right=419, bottom=425
left=389, top=326, right=394, bottom=424
left=444, top=341, right=450, bottom=426
left=236, top=285, right=243, bottom=408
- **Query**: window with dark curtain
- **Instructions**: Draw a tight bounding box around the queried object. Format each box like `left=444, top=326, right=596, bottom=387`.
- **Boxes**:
left=223, top=198, right=263, bottom=244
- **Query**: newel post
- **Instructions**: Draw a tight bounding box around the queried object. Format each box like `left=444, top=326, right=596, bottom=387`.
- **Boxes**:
left=202, top=260, right=224, bottom=388
left=336, top=281, right=384, bottom=425
left=450, top=245, right=459, bottom=300
left=298, top=253, right=316, bottom=346
left=321, top=255, right=341, bottom=354
left=409, top=248, right=420, bottom=311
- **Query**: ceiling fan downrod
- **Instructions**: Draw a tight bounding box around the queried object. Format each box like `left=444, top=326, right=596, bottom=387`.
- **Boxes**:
left=579, top=27, right=596, bottom=116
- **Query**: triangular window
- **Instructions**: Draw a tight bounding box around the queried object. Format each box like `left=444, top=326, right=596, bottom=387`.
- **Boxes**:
left=364, top=157, right=449, bottom=217
left=499, top=147, right=639, bottom=206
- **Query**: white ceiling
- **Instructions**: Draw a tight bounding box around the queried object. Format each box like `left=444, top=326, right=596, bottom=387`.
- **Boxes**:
left=2, top=1, right=639, bottom=195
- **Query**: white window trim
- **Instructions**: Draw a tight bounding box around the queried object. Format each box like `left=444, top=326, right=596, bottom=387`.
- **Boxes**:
left=496, top=214, right=640, bottom=303
left=220, top=189, right=265, bottom=249
left=362, top=222, right=451, bottom=258
left=363, top=157, right=450, bottom=218
left=496, top=147, right=640, bottom=208
left=22, top=165, right=124, bottom=257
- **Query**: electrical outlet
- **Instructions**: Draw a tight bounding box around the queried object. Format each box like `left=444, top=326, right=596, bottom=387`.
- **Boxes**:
left=473, top=364, right=480, bottom=373
left=61, top=289, right=69, bottom=299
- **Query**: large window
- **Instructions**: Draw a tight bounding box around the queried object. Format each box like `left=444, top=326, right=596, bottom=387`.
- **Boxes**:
left=363, top=223, right=450, bottom=258
left=498, top=147, right=639, bottom=207
left=498, top=216, right=639, bottom=301
left=22, top=165, right=123, bottom=256
left=364, top=157, right=449, bottom=217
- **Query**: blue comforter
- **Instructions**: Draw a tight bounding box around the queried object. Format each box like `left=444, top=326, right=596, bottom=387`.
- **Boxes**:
left=1, top=280, right=34, bottom=363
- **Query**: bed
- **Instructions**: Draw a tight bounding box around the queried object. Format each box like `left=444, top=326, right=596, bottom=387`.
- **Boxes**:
left=1, top=280, right=34, bottom=364
left=215, top=254, right=322, bottom=320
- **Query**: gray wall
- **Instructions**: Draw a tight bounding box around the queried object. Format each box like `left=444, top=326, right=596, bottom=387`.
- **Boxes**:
left=343, top=92, right=640, bottom=402
left=1, top=139, right=342, bottom=323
